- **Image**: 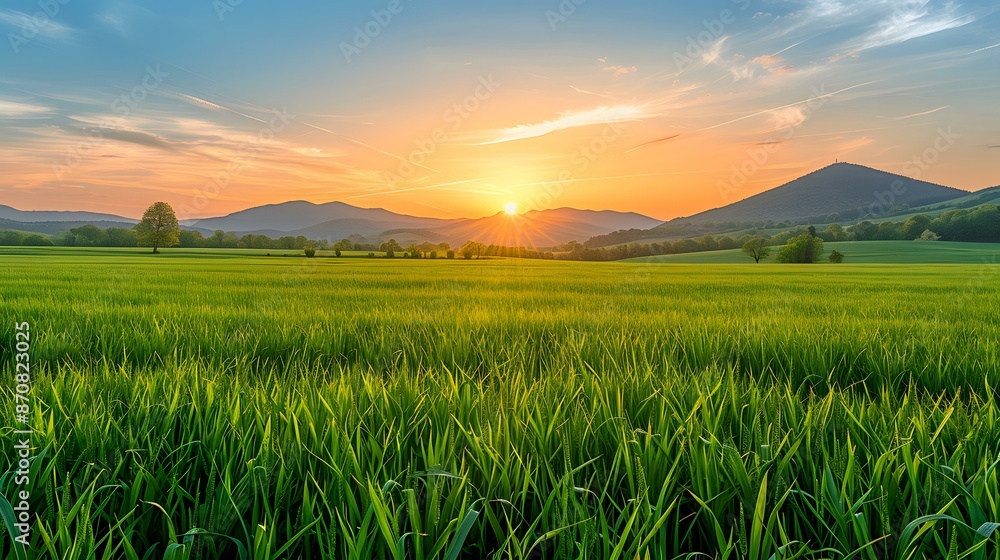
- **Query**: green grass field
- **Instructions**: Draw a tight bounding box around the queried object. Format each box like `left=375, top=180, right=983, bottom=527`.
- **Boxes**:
left=2, top=247, right=999, bottom=559
left=627, top=240, right=1000, bottom=264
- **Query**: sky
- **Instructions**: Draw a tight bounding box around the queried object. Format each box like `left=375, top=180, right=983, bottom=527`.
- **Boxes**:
left=0, top=0, right=998, bottom=221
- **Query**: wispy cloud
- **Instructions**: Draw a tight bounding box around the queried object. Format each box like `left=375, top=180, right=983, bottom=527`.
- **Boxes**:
left=603, top=65, right=638, bottom=79
left=85, top=128, right=184, bottom=153
left=471, top=105, right=647, bottom=145
left=96, top=3, right=159, bottom=39
left=0, top=9, right=75, bottom=40
left=856, top=0, right=976, bottom=50
left=568, top=85, right=614, bottom=99
left=0, top=99, right=50, bottom=117
left=772, top=1, right=978, bottom=56
left=703, top=36, right=729, bottom=65
left=769, top=106, right=810, bottom=130
left=728, top=54, right=797, bottom=81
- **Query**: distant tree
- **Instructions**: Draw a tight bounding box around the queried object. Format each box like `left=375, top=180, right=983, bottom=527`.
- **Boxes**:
left=460, top=241, right=484, bottom=259
left=822, top=223, right=846, bottom=242
left=22, top=234, right=53, bottom=246
left=672, top=238, right=700, bottom=254
left=903, top=215, right=934, bottom=239
left=807, top=225, right=817, bottom=238
left=303, top=246, right=316, bottom=258
left=134, top=202, right=180, bottom=253
left=717, top=235, right=739, bottom=250
left=698, top=234, right=719, bottom=251
left=212, top=230, right=226, bottom=247
left=828, top=250, right=844, bottom=263
left=220, top=232, right=240, bottom=248
left=429, top=251, right=438, bottom=259
left=240, top=234, right=270, bottom=249
left=917, top=229, right=941, bottom=241
left=437, top=242, right=451, bottom=252
left=0, top=231, right=24, bottom=246
left=847, top=221, right=878, bottom=241
left=874, top=221, right=903, bottom=240
left=334, top=248, right=342, bottom=257
left=741, top=238, right=772, bottom=263
left=333, top=239, right=353, bottom=253
left=776, top=234, right=824, bottom=263
left=106, top=227, right=137, bottom=247
left=379, top=238, right=401, bottom=258
left=446, top=250, right=455, bottom=259
left=406, top=244, right=422, bottom=258
left=179, top=230, right=204, bottom=248
left=70, top=224, right=106, bottom=247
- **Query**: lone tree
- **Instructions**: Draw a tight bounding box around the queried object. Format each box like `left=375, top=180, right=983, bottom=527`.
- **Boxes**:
left=741, top=238, right=772, bottom=263
left=828, top=250, right=844, bottom=263
left=134, top=202, right=180, bottom=253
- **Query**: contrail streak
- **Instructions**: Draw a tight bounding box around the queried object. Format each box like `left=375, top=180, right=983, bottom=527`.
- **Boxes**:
left=770, top=39, right=807, bottom=57
left=501, top=171, right=722, bottom=190
left=892, top=106, right=949, bottom=120
left=698, top=81, right=878, bottom=131
left=161, top=84, right=430, bottom=175
left=967, top=42, right=1000, bottom=55
left=166, top=91, right=268, bottom=124
left=298, top=121, right=442, bottom=174
left=343, top=178, right=496, bottom=200
left=624, top=134, right=680, bottom=154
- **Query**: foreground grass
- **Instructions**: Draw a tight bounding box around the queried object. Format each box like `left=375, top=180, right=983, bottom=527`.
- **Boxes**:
left=1, top=249, right=999, bottom=558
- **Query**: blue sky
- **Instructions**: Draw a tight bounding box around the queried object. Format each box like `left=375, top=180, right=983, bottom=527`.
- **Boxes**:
left=1, top=0, right=998, bottom=220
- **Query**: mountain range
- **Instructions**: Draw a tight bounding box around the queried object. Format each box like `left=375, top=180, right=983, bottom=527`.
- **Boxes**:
left=188, top=203, right=662, bottom=247
left=2, top=162, right=993, bottom=247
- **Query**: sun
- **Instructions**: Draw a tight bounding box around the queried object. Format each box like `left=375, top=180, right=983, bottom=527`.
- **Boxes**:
left=504, top=202, right=518, bottom=215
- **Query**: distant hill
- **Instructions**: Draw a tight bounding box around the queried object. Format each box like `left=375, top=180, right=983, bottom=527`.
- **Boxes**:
left=189, top=201, right=460, bottom=234
left=666, top=163, right=968, bottom=226
left=0, top=205, right=135, bottom=224
left=902, top=184, right=1000, bottom=215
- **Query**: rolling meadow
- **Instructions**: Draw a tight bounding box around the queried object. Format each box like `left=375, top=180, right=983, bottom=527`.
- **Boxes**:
left=2, top=247, right=999, bottom=559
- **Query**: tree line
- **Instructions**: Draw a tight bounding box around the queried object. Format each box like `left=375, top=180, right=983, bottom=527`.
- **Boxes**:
left=558, top=204, right=1000, bottom=261
left=4, top=202, right=998, bottom=260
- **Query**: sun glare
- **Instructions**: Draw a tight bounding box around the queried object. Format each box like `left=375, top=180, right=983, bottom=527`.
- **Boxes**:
left=504, top=202, right=518, bottom=215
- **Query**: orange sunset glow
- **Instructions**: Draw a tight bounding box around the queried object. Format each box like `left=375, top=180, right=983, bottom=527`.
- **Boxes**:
left=1, top=2, right=997, bottom=221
